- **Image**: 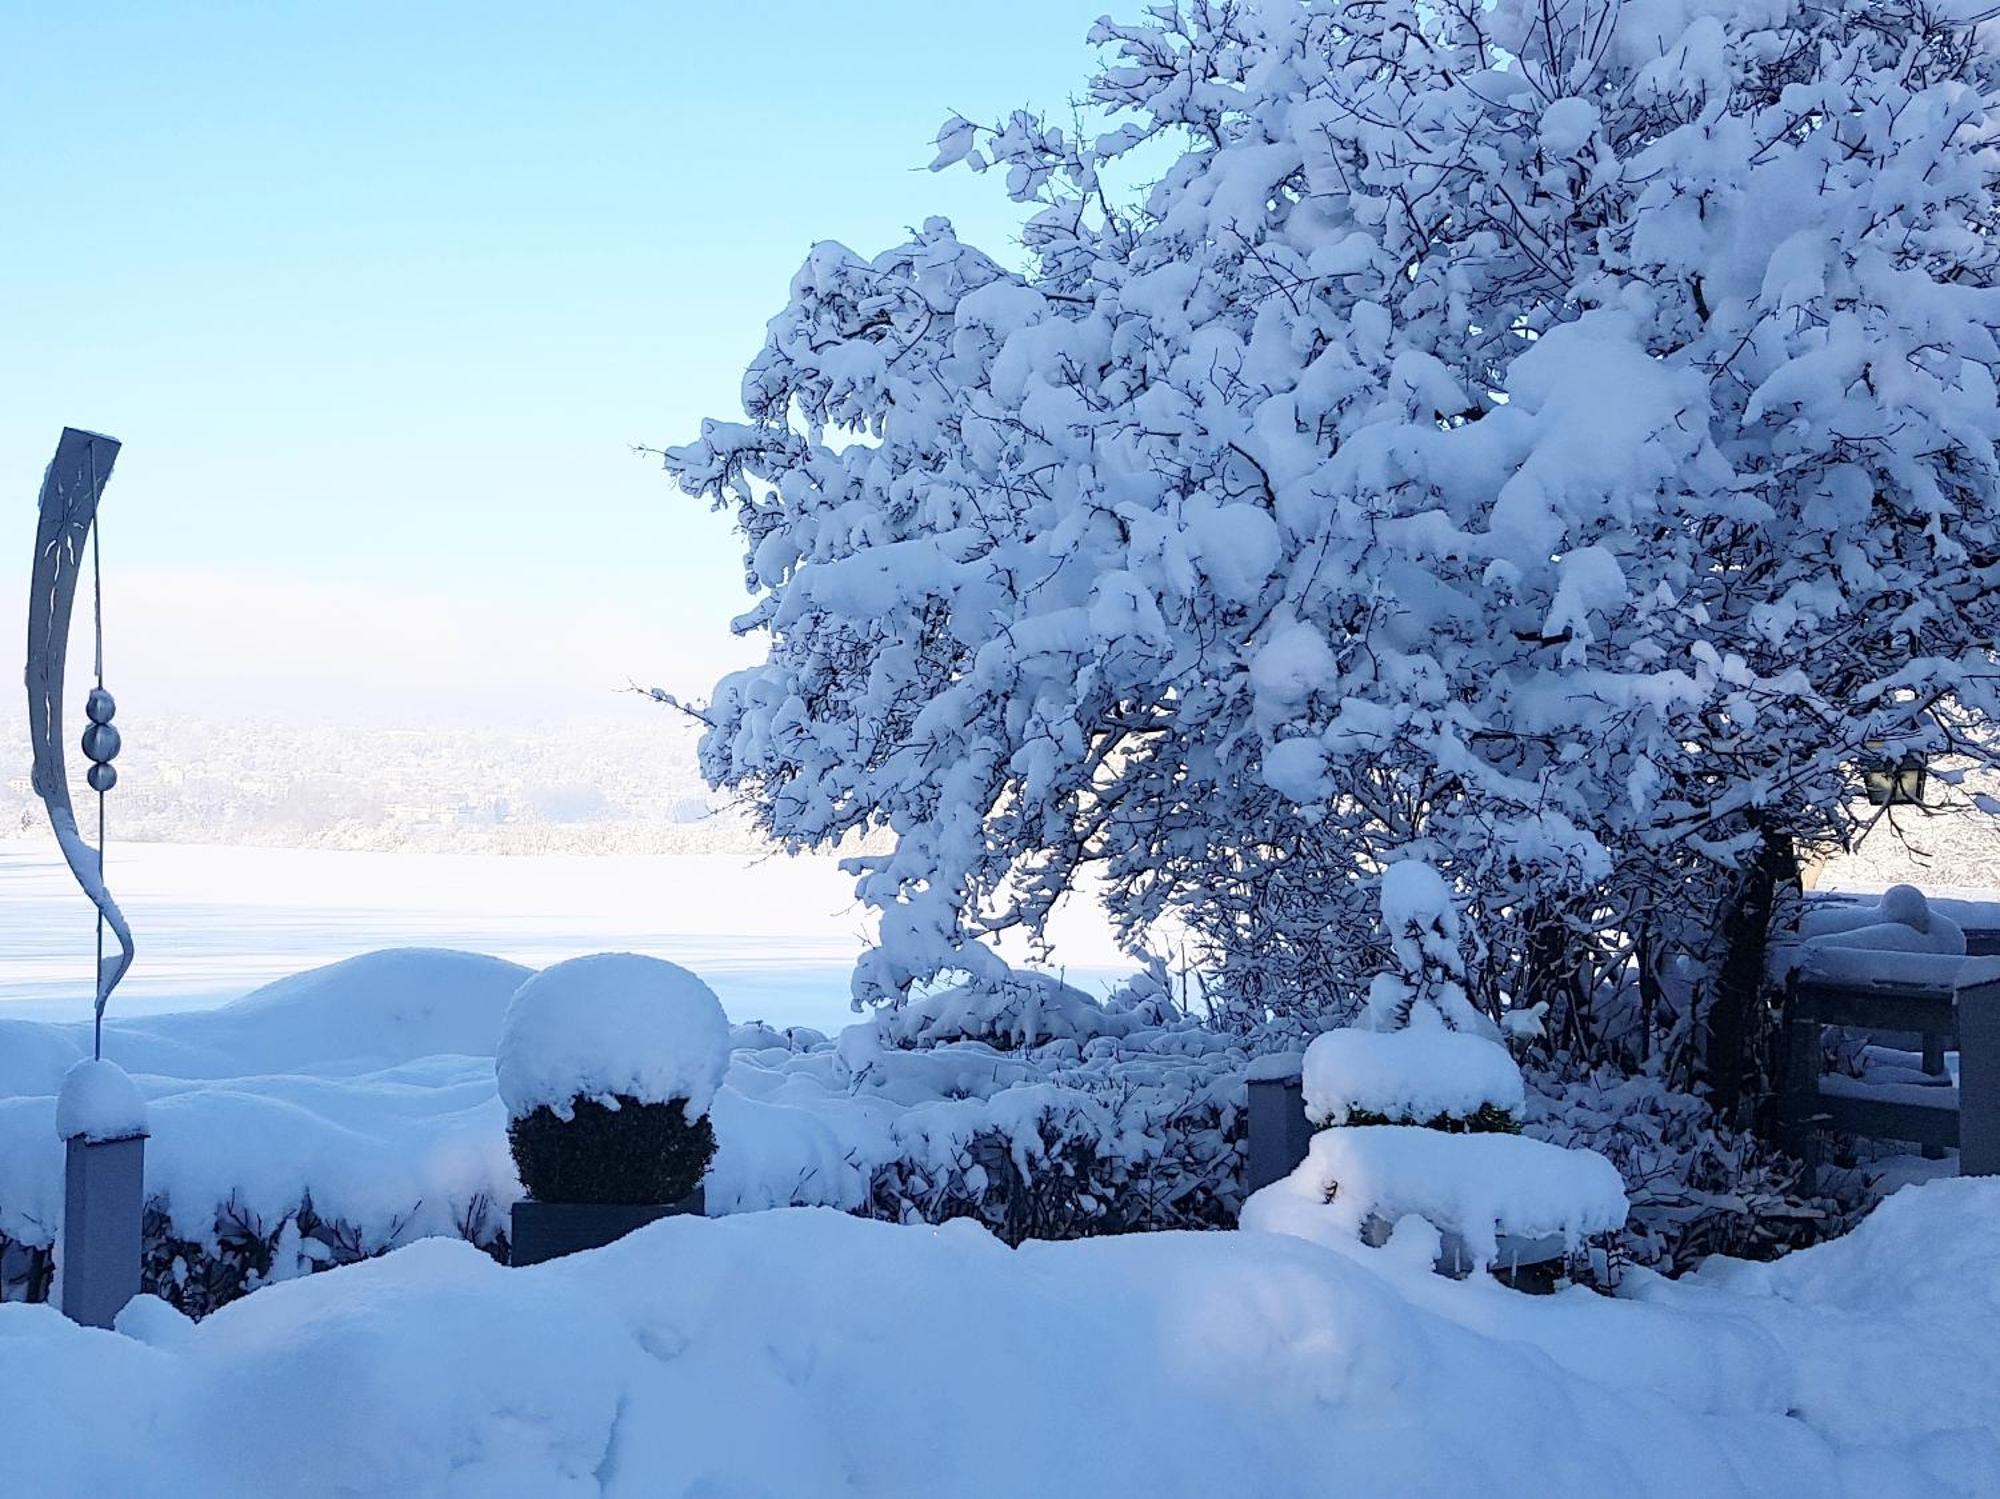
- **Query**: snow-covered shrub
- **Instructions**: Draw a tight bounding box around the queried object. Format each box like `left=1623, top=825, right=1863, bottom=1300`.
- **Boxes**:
left=880, top=969, right=1162, bottom=1051
left=135, top=1191, right=510, bottom=1320
left=509, top=1099, right=715, bottom=1207
left=857, top=1084, right=1245, bottom=1244
left=734, top=968, right=1255, bottom=1242
left=1524, top=1062, right=1869, bottom=1273
left=1304, top=865, right=1526, bottom=1135
left=497, top=954, right=730, bottom=1205
left=1360, top=864, right=1498, bottom=1040
left=695, top=960, right=1252, bottom=1241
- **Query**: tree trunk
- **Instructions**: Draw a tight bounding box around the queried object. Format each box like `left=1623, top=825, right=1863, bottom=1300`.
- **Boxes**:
left=1519, top=899, right=1592, bottom=1054
left=1706, top=825, right=1799, bottom=1122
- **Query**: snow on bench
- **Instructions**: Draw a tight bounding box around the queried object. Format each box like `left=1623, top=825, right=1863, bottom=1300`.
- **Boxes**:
left=1246, top=1124, right=1629, bottom=1272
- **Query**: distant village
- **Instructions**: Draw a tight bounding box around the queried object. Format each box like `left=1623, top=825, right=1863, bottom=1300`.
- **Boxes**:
left=0, top=713, right=764, bottom=855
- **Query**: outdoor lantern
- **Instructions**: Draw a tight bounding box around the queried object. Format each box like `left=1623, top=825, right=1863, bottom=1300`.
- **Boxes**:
left=1861, top=748, right=1928, bottom=807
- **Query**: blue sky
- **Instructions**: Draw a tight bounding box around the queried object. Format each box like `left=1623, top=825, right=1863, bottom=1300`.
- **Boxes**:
left=2, top=1, right=1106, bottom=722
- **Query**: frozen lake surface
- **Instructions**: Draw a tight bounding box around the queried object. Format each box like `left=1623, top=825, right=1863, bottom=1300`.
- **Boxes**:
left=0, top=838, right=1129, bottom=1032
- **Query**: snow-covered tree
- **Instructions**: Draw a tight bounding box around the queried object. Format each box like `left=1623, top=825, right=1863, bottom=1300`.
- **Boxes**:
left=666, top=0, right=2000, bottom=1086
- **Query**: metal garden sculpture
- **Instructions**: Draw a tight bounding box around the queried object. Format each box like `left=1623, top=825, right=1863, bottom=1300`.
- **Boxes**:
left=27, top=427, right=131, bottom=1056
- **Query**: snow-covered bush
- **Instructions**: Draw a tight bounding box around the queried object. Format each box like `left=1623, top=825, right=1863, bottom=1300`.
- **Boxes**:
left=498, top=954, right=730, bottom=1205
left=1524, top=1060, right=1869, bottom=1272
left=731, top=966, right=1255, bottom=1241
left=509, top=1099, right=715, bottom=1207
left=133, top=1191, right=511, bottom=1320
left=1303, top=867, right=1525, bottom=1131
left=879, top=968, right=1166, bottom=1051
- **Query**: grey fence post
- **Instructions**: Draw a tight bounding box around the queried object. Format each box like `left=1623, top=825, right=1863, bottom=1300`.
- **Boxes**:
left=61, top=1133, right=145, bottom=1329
left=1959, top=979, right=2000, bottom=1177
left=1246, top=1062, right=1314, bottom=1194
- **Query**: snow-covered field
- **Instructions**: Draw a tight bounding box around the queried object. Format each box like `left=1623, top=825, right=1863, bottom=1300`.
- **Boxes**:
left=0, top=839, right=1129, bottom=1031
left=3, top=1178, right=1995, bottom=1497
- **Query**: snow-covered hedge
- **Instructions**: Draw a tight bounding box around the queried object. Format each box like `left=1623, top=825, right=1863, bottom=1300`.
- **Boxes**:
left=713, top=980, right=1249, bottom=1241
left=0, top=950, right=1880, bottom=1311
left=0, top=952, right=1249, bottom=1315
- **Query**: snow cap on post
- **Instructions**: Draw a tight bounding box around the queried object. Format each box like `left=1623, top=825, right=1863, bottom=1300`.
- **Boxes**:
left=55, top=1058, right=148, bottom=1144
left=1302, top=1022, right=1525, bottom=1127
left=497, top=953, right=731, bottom=1122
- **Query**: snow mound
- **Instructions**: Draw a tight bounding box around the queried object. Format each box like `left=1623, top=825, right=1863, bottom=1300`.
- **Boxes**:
left=881, top=969, right=1149, bottom=1050
left=496, top=953, right=731, bottom=1121
left=0, top=950, right=533, bottom=1097
left=1245, top=1125, right=1628, bottom=1268
left=1643, top=1178, right=2000, bottom=1454
left=1301, top=1021, right=1524, bottom=1125
left=54, top=1059, right=147, bottom=1143
left=5, top=1199, right=1996, bottom=1496
left=1796, top=885, right=1966, bottom=957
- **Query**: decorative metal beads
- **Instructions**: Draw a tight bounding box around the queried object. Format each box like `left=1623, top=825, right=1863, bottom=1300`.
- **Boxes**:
left=82, top=688, right=119, bottom=793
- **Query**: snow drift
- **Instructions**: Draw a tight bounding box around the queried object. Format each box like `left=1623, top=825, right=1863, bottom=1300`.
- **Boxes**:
left=1, top=1181, right=1995, bottom=1497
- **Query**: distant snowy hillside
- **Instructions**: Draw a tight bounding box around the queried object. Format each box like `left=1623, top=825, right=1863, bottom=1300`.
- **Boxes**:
left=0, top=712, right=783, bottom=855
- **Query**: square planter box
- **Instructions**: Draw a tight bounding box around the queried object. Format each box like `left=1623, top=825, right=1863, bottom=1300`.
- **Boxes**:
left=510, top=1187, right=705, bottom=1267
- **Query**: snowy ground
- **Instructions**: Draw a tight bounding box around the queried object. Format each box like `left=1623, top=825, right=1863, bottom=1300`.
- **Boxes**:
left=2, top=1179, right=1996, bottom=1497
left=0, top=838, right=1130, bottom=1030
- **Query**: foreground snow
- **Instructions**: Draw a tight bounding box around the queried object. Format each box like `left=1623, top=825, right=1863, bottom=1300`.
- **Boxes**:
left=2, top=1183, right=1995, bottom=1497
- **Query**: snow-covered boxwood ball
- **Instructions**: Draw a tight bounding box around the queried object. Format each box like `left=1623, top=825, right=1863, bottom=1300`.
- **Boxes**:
left=497, top=953, right=730, bottom=1205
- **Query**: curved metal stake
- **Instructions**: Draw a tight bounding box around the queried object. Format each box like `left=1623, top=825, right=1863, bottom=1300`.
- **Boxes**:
left=26, top=427, right=133, bottom=1043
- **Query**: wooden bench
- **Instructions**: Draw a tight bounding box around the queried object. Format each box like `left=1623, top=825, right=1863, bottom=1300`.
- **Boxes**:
left=1779, top=950, right=2000, bottom=1187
